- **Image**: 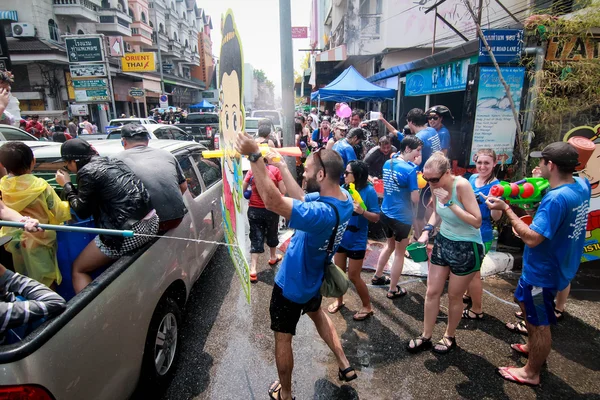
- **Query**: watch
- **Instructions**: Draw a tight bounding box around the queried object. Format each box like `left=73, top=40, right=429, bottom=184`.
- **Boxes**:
left=443, top=200, right=454, bottom=207
left=248, top=152, right=262, bottom=163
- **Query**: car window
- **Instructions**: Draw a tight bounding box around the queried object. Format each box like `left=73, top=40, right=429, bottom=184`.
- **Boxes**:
left=170, top=128, right=188, bottom=141
left=185, top=114, right=219, bottom=124
left=0, top=126, right=37, bottom=141
left=154, top=128, right=174, bottom=140
left=245, top=119, right=258, bottom=129
left=252, top=111, right=280, bottom=125
left=107, top=132, right=121, bottom=139
left=191, top=153, right=221, bottom=188
left=177, top=155, right=202, bottom=198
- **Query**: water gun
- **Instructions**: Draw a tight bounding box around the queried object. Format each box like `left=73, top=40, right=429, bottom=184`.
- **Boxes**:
left=202, top=144, right=302, bottom=161
left=348, top=183, right=367, bottom=210
left=417, top=172, right=427, bottom=189
left=489, top=177, right=549, bottom=209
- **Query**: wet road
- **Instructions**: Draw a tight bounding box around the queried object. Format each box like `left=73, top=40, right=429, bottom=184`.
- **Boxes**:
left=158, top=247, right=600, bottom=400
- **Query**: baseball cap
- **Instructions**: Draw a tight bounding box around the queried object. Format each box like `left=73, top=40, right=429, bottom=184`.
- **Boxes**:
left=335, top=122, right=348, bottom=131
left=120, top=123, right=149, bottom=138
left=530, top=142, right=579, bottom=167
left=59, top=138, right=97, bottom=161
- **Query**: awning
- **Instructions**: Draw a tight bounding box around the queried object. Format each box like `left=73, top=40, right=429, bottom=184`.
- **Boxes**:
left=0, top=11, right=18, bottom=21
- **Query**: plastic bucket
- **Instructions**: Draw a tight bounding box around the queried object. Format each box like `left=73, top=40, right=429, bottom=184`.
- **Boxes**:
left=568, top=136, right=595, bottom=171
left=512, top=215, right=533, bottom=238
left=406, top=242, right=428, bottom=262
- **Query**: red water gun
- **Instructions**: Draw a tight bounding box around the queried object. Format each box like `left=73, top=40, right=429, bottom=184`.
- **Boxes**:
left=489, top=177, right=549, bottom=209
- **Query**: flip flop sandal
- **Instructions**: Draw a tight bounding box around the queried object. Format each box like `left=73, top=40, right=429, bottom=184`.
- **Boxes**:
left=432, top=336, right=457, bottom=354
left=352, top=310, right=374, bottom=321
left=515, top=311, right=524, bottom=320
left=554, top=308, right=564, bottom=322
left=371, top=275, right=391, bottom=285
left=407, top=336, right=432, bottom=353
left=496, top=367, right=539, bottom=387
left=327, top=302, right=345, bottom=314
left=505, top=321, right=528, bottom=336
left=387, top=285, right=407, bottom=299
left=268, top=254, right=283, bottom=265
left=510, top=343, right=529, bottom=357
left=250, top=273, right=258, bottom=283
left=268, top=380, right=281, bottom=400
left=463, top=295, right=472, bottom=305
left=462, top=309, right=484, bottom=320
left=338, top=366, right=357, bottom=382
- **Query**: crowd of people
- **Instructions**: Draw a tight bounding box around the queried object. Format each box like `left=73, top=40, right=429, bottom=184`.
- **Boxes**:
left=239, top=105, right=591, bottom=398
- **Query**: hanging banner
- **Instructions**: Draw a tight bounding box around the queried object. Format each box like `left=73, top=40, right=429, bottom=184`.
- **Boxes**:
left=469, top=67, right=525, bottom=165
left=219, top=9, right=251, bottom=302
left=405, top=56, right=476, bottom=96
left=563, top=126, right=600, bottom=262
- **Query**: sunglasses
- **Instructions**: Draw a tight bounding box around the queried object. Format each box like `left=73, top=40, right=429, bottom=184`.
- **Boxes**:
left=422, top=173, right=445, bottom=183
left=313, top=148, right=327, bottom=177
left=427, top=116, right=439, bottom=121
left=343, top=171, right=353, bottom=175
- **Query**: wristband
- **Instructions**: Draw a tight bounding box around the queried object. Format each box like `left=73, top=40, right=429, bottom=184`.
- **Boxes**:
left=423, top=224, right=434, bottom=232
left=19, top=216, right=31, bottom=223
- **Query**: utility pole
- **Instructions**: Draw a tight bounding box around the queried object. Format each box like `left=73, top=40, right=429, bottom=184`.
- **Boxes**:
left=279, top=0, right=296, bottom=177
left=153, top=9, right=165, bottom=94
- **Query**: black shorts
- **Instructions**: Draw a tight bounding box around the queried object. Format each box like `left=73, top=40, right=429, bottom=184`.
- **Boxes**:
left=380, top=212, right=412, bottom=242
left=336, top=246, right=366, bottom=260
left=270, top=284, right=322, bottom=335
left=248, top=207, right=279, bottom=253
left=417, top=184, right=432, bottom=219
left=430, top=233, right=484, bottom=276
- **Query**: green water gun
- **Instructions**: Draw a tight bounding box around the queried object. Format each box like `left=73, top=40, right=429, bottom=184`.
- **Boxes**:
left=348, top=183, right=367, bottom=211
left=489, top=177, right=549, bottom=209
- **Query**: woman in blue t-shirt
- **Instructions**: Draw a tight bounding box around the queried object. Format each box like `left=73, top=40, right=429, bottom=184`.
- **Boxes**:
left=462, top=149, right=502, bottom=320
left=327, top=160, right=380, bottom=321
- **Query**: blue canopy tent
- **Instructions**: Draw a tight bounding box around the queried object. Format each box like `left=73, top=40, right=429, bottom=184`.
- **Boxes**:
left=189, top=100, right=216, bottom=110
left=310, top=65, right=396, bottom=103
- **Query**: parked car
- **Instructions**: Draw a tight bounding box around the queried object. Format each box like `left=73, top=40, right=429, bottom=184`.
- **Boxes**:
left=105, top=118, right=159, bottom=134
left=0, top=140, right=224, bottom=399
left=0, top=125, right=39, bottom=141
left=176, top=112, right=219, bottom=149
left=106, top=124, right=194, bottom=141
left=245, top=117, right=275, bottom=138
left=250, top=110, right=283, bottom=130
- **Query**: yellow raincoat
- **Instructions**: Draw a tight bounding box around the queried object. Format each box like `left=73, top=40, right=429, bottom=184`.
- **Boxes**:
left=0, top=175, right=71, bottom=287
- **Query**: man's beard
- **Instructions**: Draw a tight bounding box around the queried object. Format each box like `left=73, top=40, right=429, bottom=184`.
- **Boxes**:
left=305, top=176, right=321, bottom=193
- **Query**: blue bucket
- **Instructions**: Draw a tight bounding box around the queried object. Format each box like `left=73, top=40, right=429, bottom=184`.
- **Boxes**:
left=56, top=219, right=96, bottom=301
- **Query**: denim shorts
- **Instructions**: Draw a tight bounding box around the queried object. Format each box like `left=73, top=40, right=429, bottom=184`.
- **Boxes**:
left=514, top=277, right=557, bottom=326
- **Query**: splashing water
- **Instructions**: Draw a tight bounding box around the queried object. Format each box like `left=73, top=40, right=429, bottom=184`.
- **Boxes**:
left=134, top=233, right=239, bottom=247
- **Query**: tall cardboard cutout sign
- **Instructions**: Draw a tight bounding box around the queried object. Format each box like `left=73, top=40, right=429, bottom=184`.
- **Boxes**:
left=219, top=10, right=251, bottom=301
left=563, top=126, right=600, bottom=262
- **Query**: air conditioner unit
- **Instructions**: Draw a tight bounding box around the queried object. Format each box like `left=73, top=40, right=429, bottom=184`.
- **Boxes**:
left=12, top=23, right=36, bottom=38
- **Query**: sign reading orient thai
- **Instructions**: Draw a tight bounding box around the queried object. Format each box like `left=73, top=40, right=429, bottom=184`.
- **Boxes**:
left=65, top=37, right=104, bottom=63
left=121, top=52, right=156, bottom=72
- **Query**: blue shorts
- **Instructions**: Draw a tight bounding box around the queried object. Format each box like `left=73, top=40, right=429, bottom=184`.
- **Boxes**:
left=514, top=277, right=557, bottom=326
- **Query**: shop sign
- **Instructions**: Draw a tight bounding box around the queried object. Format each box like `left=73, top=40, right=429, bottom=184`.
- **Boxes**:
left=65, top=37, right=104, bottom=63
left=122, top=52, right=156, bottom=72
left=129, top=88, right=145, bottom=98
left=75, top=89, right=110, bottom=102
left=469, top=66, right=526, bottom=165
left=72, top=78, right=108, bottom=89
left=546, top=36, right=600, bottom=61
left=479, top=29, right=523, bottom=63
left=405, top=56, right=476, bottom=96
left=70, top=104, right=89, bottom=116
left=70, top=64, right=107, bottom=78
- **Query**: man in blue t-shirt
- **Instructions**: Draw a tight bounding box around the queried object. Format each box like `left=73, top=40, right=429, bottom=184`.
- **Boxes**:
left=426, top=106, right=452, bottom=156
left=332, top=127, right=366, bottom=181
left=235, top=133, right=357, bottom=400
left=487, top=142, right=591, bottom=388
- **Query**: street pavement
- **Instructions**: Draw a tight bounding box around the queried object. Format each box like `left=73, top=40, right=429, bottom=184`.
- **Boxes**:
left=158, top=247, right=600, bottom=400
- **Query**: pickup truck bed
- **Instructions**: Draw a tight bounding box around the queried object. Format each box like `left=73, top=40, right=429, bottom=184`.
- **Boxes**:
left=176, top=112, right=219, bottom=149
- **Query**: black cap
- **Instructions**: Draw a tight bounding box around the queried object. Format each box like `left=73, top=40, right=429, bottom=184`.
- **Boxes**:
left=530, top=142, right=579, bottom=167
left=59, top=138, right=97, bottom=161
left=120, top=123, right=149, bottom=138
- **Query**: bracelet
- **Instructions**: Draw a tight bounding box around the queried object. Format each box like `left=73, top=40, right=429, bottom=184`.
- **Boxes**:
left=423, top=224, right=434, bottom=232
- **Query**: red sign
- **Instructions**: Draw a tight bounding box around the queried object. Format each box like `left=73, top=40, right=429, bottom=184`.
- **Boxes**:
left=292, top=27, right=308, bottom=39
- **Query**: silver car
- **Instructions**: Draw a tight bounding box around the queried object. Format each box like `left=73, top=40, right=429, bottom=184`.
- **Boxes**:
left=0, top=140, right=224, bottom=399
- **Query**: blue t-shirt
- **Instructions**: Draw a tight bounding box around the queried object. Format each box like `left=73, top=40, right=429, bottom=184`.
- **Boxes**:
left=275, top=191, right=354, bottom=303
left=523, top=178, right=591, bottom=291
left=332, top=138, right=357, bottom=169
left=381, top=155, right=419, bottom=225
left=416, top=127, right=441, bottom=170
left=311, top=128, right=333, bottom=148
left=340, top=184, right=380, bottom=251
left=469, top=174, right=499, bottom=243
left=437, top=125, right=451, bottom=152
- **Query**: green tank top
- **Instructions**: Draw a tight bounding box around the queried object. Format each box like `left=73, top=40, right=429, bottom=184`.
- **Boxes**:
left=435, top=177, right=483, bottom=244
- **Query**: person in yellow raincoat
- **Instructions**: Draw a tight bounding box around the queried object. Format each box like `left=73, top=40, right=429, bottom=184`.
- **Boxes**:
left=0, top=142, right=71, bottom=287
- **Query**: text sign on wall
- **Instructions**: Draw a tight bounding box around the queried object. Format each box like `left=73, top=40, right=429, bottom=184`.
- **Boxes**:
left=72, top=78, right=108, bottom=89
left=292, top=27, right=308, bottom=39
left=121, top=52, right=156, bottom=72
left=546, top=36, right=600, bottom=61
left=65, top=37, right=104, bottom=63
left=479, top=29, right=523, bottom=63
left=405, top=56, right=476, bottom=96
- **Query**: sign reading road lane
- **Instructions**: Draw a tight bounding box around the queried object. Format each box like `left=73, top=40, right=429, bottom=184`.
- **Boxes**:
left=66, top=37, right=104, bottom=63
left=122, top=52, right=156, bottom=72
left=72, top=78, right=108, bottom=89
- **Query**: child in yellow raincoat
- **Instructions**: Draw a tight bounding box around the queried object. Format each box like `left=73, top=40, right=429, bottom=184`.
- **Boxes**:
left=0, top=142, right=71, bottom=287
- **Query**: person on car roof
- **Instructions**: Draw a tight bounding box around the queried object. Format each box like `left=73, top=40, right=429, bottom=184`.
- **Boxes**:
left=54, top=139, right=159, bottom=293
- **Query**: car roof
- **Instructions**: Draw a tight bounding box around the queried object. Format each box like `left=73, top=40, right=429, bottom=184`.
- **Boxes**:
left=187, top=112, right=218, bottom=115
left=29, top=140, right=206, bottom=160
left=109, top=118, right=149, bottom=123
